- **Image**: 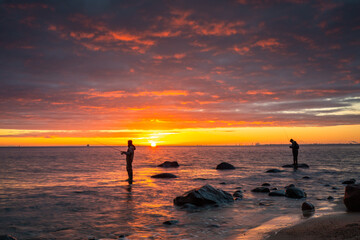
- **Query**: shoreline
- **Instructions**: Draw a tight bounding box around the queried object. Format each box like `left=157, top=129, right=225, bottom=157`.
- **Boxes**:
left=234, top=210, right=360, bottom=240
left=264, top=212, right=360, bottom=240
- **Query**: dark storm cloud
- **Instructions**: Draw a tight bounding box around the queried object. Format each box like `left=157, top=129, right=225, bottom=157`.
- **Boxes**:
left=0, top=0, right=359, bottom=130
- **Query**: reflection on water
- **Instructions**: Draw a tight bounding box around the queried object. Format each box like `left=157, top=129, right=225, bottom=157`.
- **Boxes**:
left=0, top=145, right=359, bottom=239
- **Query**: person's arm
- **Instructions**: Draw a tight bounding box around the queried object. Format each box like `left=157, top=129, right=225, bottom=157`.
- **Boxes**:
left=121, top=146, right=134, bottom=155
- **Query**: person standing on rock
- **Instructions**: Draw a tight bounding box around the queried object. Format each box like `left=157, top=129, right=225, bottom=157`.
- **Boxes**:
left=289, top=139, right=299, bottom=167
left=121, top=140, right=136, bottom=182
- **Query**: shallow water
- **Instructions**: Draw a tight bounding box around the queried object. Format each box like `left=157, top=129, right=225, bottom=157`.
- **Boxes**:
left=0, top=145, right=359, bottom=239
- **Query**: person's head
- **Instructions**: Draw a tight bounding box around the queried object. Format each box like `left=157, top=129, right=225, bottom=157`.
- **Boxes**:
left=290, top=139, right=294, bottom=143
left=128, top=140, right=133, bottom=146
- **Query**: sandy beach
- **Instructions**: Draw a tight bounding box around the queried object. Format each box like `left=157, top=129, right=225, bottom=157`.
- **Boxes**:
left=266, top=212, right=360, bottom=240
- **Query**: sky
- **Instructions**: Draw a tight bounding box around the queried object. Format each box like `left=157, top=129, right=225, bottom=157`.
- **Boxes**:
left=0, top=0, right=360, bottom=146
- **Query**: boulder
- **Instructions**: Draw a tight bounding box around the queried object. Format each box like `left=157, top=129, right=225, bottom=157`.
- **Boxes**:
left=342, top=179, right=356, bottom=184
left=173, top=184, right=234, bottom=207
left=266, top=169, right=284, bottom=173
left=269, top=190, right=286, bottom=196
left=344, top=184, right=360, bottom=211
left=285, top=187, right=307, bottom=199
left=151, top=173, right=177, bottom=178
left=302, top=202, right=315, bottom=211
left=216, top=162, right=235, bottom=170
left=158, top=161, right=180, bottom=168
left=282, top=163, right=309, bottom=168
left=251, top=187, right=270, bottom=193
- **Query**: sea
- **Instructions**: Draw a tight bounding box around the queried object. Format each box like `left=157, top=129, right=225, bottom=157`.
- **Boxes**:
left=1, top=145, right=359, bottom=240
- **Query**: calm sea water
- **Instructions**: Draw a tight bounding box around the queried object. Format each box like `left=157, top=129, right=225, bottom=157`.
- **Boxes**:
left=1, top=145, right=359, bottom=239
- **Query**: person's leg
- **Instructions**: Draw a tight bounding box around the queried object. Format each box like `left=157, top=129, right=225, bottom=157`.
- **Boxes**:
left=294, top=151, right=298, bottom=166
left=126, top=160, right=133, bottom=181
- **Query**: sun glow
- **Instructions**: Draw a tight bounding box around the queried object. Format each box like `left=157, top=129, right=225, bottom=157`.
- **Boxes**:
left=150, top=141, right=157, bottom=147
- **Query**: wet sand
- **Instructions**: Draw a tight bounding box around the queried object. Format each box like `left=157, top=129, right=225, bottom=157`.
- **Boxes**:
left=266, top=212, right=360, bottom=240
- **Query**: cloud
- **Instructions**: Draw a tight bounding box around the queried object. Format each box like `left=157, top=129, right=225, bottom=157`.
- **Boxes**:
left=0, top=0, right=359, bottom=135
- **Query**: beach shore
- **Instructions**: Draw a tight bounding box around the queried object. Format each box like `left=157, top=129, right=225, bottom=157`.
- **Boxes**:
left=266, top=212, right=360, bottom=240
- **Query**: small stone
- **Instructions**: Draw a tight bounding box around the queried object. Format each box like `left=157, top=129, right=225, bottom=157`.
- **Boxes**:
left=163, top=220, right=179, bottom=225
left=342, top=179, right=356, bottom=184
left=233, top=190, right=243, bottom=198
left=0, top=235, right=17, bottom=240
left=262, top=183, right=271, bottom=186
left=266, top=169, right=284, bottom=173
left=251, top=187, right=270, bottom=193
left=269, top=190, right=286, bottom=196
left=302, top=176, right=310, bottom=179
left=219, top=182, right=226, bottom=185
left=302, top=202, right=315, bottom=211
left=286, top=187, right=306, bottom=199
left=151, top=173, right=177, bottom=178
left=216, top=162, right=235, bottom=170
left=327, top=196, right=334, bottom=201
left=158, top=161, right=180, bottom=168
left=271, top=187, right=278, bottom=190
left=285, top=184, right=295, bottom=189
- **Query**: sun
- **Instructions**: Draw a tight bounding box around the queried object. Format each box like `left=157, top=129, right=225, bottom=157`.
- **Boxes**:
left=150, top=141, right=157, bottom=147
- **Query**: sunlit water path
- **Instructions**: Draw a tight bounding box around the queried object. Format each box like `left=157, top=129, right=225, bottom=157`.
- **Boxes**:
left=1, top=145, right=359, bottom=239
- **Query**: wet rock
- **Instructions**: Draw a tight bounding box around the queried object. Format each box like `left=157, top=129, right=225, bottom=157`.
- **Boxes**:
left=219, top=182, right=226, bottom=185
left=285, top=184, right=295, bottom=189
left=282, top=163, right=309, bottom=168
left=271, top=187, right=278, bottom=190
left=251, top=187, right=270, bottom=193
left=158, top=161, right=179, bottom=168
left=262, top=183, right=271, bottom=186
left=332, top=186, right=339, bottom=190
left=285, top=187, right=307, bottom=199
left=163, top=220, right=179, bottom=225
left=233, top=190, right=243, bottom=198
left=327, top=196, right=334, bottom=201
left=151, top=173, right=178, bottom=178
left=173, top=184, right=234, bottom=207
left=344, top=184, right=360, bottom=211
left=302, top=202, right=315, bottom=211
left=0, top=235, right=17, bottom=240
left=266, top=169, right=284, bottom=173
left=269, top=190, right=286, bottom=196
left=342, top=179, right=356, bottom=184
left=302, top=176, right=310, bottom=179
left=216, top=162, right=235, bottom=170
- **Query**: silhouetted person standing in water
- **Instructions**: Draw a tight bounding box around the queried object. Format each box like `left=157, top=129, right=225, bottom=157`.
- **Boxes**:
left=121, top=140, right=136, bottom=182
left=289, top=139, right=299, bottom=167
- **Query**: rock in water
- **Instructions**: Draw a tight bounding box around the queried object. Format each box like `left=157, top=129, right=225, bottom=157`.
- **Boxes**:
left=302, top=202, right=315, bottom=211
left=173, top=184, right=234, bottom=207
left=158, top=161, right=180, bottom=168
left=216, top=162, right=235, bottom=170
left=233, top=190, right=243, bottom=198
left=251, top=187, right=270, bottom=193
left=163, top=220, right=179, bottom=225
left=269, top=190, right=286, bottom=196
left=0, top=236, right=17, bottom=240
left=285, top=187, right=307, bottom=199
left=151, top=173, right=178, bottom=178
left=266, top=169, right=284, bottom=173
left=282, top=163, right=309, bottom=168
left=262, top=183, right=271, bottom=186
left=344, top=184, right=360, bottom=211
left=342, top=179, right=356, bottom=184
